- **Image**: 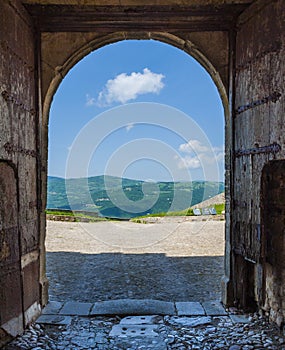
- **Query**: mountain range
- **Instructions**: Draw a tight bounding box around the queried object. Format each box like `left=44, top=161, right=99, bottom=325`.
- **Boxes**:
left=47, top=175, right=224, bottom=219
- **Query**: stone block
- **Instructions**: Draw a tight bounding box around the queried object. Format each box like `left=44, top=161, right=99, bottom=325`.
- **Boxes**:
left=202, top=301, right=227, bottom=316
left=168, top=316, right=212, bottom=327
left=176, top=302, right=205, bottom=316
left=59, top=302, right=92, bottom=316
left=90, top=299, right=175, bottom=316
left=109, top=324, right=159, bottom=337
left=42, top=301, right=63, bottom=315
left=36, top=315, right=71, bottom=325
left=120, top=315, right=161, bottom=325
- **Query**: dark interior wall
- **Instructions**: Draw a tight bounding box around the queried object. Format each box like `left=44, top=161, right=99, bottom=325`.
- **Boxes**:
left=0, top=0, right=41, bottom=345
left=261, top=160, right=285, bottom=327
left=233, top=0, right=285, bottom=321
left=0, top=162, right=22, bottom=345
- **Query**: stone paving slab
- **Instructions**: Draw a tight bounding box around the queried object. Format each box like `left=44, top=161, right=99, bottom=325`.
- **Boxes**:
left=90, top=299, right=176, bottom=316
left=109, top=324, right=159, bottom=337
left=42, top=301, right=63, bottom=315
left=59, top=301, right=93, bottom=316
left=36, top=315, right=72, bottom=325
left=176, top=301, right=205, bottom=316
left=230, top=314, right=251, bottom=324
left=168, top=316, right=212, bottom=327
left=39, top=300, right=231, bottom=317
left=202, top=300, right=228, bottom=316
left=120, top=315, right=161, bottom=325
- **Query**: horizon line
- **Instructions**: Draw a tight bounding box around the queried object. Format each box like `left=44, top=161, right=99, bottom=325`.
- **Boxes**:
left=48, top=174, right=225, bottom=183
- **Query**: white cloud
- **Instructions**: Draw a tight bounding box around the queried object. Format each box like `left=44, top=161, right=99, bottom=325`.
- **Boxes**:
left=212, top=146, right=225, bottom=163
left=175, top=155, right=201, bottom=169
left=98, top=68, right=165, bottom=106
left=177, top=139, right=224, bottom=170
left=126, top=123, right=134, bottom=132
left=179, top=139, right=209, bottom=153
left=85, top=94, right=96, bottom=107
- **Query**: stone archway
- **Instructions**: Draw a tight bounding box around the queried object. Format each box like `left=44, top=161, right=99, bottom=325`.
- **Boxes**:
left=39, top=32, right=231, bottom=306
left=2, top=1, right=284, bottom=345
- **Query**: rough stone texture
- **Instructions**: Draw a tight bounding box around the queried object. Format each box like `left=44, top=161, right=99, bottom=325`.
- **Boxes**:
left=91, top=299, right=176, bottom=316
left=120, top=315, right=162, bottom=325
left=109, top=324, right=159, bottom=337
left=176, top=301, right=206, bottom=316
left=39, top=31, right=230, bottom=105
left=232, top=0, right=285, bottom=324
left=0, top=163, right=23, bottom=344
left=36, top=315, right=72, bottom=326
left=59, top=302, right=93, bottom=316
left=202, top=301, right=228, bottom=316
left=261, top=160, right=285, bottom=327
left=0, top=0, right=41, bottom=345
left=4, top=312, right=285, bottom=350
left=35, top=299, right=228, bottom=317
left=41, top=301, right=63, bottom=315
left=168, top=316, right=212, bottom=327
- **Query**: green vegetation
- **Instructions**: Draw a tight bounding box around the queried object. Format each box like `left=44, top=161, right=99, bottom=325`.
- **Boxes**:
left=131, top=203, right=225, bottom=221
left=213, top=203, right=225, bottom=215
left=46, top=209, right=75, bottom=216
left=46, top=209, right=107, bottom=222
left=47, top=175, right=224, bottom=219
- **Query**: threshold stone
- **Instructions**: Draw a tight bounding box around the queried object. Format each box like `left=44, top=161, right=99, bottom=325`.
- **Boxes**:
left=90, top=299, right=176, bottom=316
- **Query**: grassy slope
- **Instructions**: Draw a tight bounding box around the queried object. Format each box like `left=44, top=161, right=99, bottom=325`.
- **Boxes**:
left=131, top=202, right=225, bottom=220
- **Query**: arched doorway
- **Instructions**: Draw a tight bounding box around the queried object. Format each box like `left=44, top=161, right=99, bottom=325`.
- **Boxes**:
left=39, top=32, right=231, bottom=306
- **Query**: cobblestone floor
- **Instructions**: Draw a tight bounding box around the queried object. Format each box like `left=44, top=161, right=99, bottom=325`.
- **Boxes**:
left=3, top=221, right=285, bottom=349
left=46, top=220, right=225, bottom=302
left=4, top=309, right=285, bottom=350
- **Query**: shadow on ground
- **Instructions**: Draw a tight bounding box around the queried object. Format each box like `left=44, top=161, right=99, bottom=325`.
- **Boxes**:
left=46, top=252, right=224, bottom=302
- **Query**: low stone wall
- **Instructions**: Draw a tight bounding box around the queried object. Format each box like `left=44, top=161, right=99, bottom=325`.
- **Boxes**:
left=135, top=215, right=225, bottom=224
left=46, top=215, right=92, bottom=222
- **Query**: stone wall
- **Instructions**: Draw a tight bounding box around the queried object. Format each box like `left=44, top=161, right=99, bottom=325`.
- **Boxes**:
left=0, top=0, right=41, bottom=345
left=0, top=0, right=285, bottom=346
left=233, top=0, right=285, bottom=323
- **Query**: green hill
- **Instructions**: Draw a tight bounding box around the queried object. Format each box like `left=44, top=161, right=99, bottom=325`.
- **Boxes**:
left=47, top=175, right=224, bottom=219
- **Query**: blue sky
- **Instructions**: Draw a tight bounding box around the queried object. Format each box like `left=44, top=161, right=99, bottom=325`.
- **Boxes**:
left=48, top=40, right=225, bottom=182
